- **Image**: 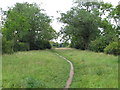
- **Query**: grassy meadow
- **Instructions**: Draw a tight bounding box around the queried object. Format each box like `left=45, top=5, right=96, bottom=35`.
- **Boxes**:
left=1, top=0, right=119, bottom=89
left=54, top=49, right=118, bottom=88
left=2, top=49, right=118, bottom=88
left=2, top=50, right=69, bottom=88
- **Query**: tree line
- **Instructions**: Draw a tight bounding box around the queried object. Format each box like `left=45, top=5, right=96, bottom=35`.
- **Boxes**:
left=0, top=1, right=120, bottom=55
left=59, top=0, right=120, bottom=55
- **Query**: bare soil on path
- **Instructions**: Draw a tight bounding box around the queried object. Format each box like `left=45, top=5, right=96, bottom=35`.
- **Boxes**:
left=55, top=52, right=74, bottom=89
left=55, top=48, right=73, bottom=50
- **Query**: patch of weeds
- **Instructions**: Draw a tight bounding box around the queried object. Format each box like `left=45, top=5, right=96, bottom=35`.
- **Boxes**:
left=20, top=77, right=46, bottom=88
left=95, top=68, right=103, bottom=76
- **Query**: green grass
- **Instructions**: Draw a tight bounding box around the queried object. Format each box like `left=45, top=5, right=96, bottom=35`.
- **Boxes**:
left=54, top=49, right=118, bottom=88
left=2, top=50, right=69, bottom=88
left=2, top=49, right=118, bottom=88
left=0, top=55, right=2, bottom=88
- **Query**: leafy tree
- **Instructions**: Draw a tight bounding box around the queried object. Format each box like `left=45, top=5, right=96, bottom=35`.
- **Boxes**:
left=2, top=2, right=56, bottom=52
left=89, top=34, right=115, bottom=52
left=59, top=1, right=119, bottom=52
left=59, top=4, right=100, bottom=50
left=2, top=37, right=13, bottom=54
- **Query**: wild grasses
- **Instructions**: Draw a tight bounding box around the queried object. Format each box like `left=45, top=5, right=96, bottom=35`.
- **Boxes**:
left=0, top=55, right=2, bottom=88
left=54, top=49, right=118, bottom=88
left=2, top=49, right=118, bottom=88
left=2, top=50, right=69, bottom=88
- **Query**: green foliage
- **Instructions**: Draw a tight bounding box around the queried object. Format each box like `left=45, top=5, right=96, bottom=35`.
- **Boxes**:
left=60, top=8, right=100, bottom=50
left=89, top=34, right=115, bottom=52
left=13, top=42, right=29, bottom=52
left=89, top=39, right=107, bottom=52
left=0, top=36, right=2, bottom=53
left=2, top=10, right=30, bottom=41
left=37, top=40, right=51, bottom=49
left=62, top=42, right=69, bottom=47
left=104, top=41, right=120, bottom=55
left=50, top=41, right=60, bottom=48
left=59, top=1, right=118, bottom=54
left=100, top=19, right=116, bottom=35
left=30, top=40, right=51, bottom=50
left=2, top=37, right=13, bottom=54
left=110, top=5, right=119, bottom=38
left=2, top=2, right=56, bottom=53
left=45, top=41, right=51, bottom=49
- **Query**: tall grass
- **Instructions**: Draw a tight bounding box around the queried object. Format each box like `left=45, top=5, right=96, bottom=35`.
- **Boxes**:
left=54, top=49, right=118, bottom=88
left=2, top=50, right=69, bottom=88
left=3, top=49, right=118, bottom=88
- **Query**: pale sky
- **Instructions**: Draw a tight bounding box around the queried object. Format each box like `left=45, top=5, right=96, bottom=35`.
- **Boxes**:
left=0, top=0, right=119, bottom=31
left=0, top=0, right=119, bottom=42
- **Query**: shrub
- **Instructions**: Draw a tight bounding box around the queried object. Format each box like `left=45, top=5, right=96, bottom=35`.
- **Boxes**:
left=52, top=42, right=59, bottom=48
left=62, top=42, right=69, bottom=47
left=13, top=42, right=30, bottom=52
left=104, top=41, right=120, bottom=55
left=0, top=37, right=2, bottom=53
left=89, top=39, right=107, bottom=52
left=2, top=37, right=13, bottom=54
left=30, top=40, right=51, bottom=50
left=70, top=40, right=86, bottom=50
left=44, top=41, right=51, bottom=49
left=18, top=42, right=30, bottom=51
left=88, top=36, right=113, bottom=52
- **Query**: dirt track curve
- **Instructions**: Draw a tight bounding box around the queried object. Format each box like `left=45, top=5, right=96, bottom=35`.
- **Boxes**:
left=55, top=53, right=74, bottom=89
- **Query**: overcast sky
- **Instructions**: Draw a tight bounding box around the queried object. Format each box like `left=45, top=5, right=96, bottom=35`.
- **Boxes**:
left=0, top=0, right=119, bottom=32
left=0, top=0, right=119, bottom=42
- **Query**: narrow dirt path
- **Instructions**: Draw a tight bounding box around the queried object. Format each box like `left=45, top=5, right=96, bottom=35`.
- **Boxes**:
left=55, top=53, right=74, bottom=89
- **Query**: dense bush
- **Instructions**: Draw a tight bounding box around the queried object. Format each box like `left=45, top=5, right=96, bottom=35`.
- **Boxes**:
left=13, top=42, right=30, bottom=52
left=2, top=37, right=13, bottom=54
left=30, top=40, right=51, bottom=50
left=70, top=40, right=85, bottom=50
left=2, top=37, right=51, bottom=54
left=88, top=35, right=114, bottom=52
left=62, top=42, right=69, bottom=47
left=44, top=41, right=51, bottom=49
left=89, top=39, right=107, bottom=52
left=104, top=41, right=120, bottom=55
left=2, top=37, right=30, bottom=53
left=0, top=37, right=2, bottom=53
